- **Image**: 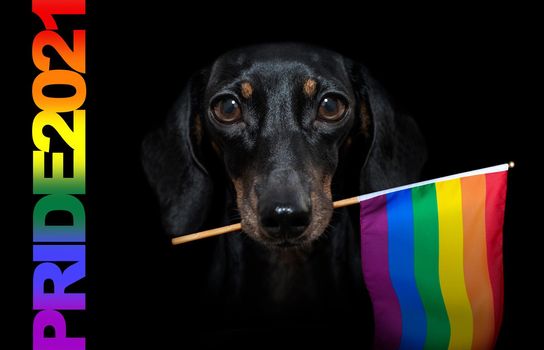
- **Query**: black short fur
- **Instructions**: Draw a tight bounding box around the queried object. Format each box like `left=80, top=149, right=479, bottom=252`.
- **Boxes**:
left=142, top=43, right=426, bottom=343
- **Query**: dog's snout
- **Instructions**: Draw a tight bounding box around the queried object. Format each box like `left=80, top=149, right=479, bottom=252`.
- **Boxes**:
left=260, top=202, right=311, bottom=239
left=257, top=168, right=312, bottom=240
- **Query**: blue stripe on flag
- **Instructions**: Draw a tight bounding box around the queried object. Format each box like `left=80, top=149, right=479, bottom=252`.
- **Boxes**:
left=387, top=189, right=427, bottom=350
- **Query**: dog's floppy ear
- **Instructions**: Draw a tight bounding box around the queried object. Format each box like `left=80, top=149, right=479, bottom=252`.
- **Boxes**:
left=349, top=61, right=427, bottom=193
left=142, top=76, right=213, bottom=236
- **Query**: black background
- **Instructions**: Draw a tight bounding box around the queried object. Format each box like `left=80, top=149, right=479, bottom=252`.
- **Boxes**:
left=26, top=2, right=538, bottom=349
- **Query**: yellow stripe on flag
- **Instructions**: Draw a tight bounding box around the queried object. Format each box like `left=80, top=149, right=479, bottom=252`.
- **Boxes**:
left=436, top=179, right=473, bottom=350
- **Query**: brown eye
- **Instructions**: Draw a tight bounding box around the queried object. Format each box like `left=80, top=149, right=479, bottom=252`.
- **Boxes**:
left=318, top=95, right=346, bottom=122
left=212, top=97, right=242, bottom=123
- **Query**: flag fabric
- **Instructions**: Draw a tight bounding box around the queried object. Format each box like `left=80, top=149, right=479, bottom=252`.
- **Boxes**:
left=359, top=164, right=508, bottom=350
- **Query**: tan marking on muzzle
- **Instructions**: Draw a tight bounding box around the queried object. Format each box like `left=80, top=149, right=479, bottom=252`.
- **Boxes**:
left=232, top=178, right=260, bottom=238
left=322, top=174, right=332, bottom=200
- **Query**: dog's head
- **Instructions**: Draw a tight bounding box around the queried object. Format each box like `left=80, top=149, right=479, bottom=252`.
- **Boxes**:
left=143, top=43, right=426, bottom=249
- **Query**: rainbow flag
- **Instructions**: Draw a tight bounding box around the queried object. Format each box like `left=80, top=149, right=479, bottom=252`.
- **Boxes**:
left=359, top=164, right=508, bottom=350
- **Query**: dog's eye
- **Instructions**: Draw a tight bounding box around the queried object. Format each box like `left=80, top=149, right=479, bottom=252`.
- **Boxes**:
left=318, top=95, right=346, bottom=122
left=212, top=97, right=242, bottom=124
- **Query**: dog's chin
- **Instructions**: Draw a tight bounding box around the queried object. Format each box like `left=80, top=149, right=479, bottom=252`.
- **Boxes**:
left=239, top=215, right=332, bottom=251
left=264, top=238, right=313, bottom=251
left=244, top=228, right=323, bottom=251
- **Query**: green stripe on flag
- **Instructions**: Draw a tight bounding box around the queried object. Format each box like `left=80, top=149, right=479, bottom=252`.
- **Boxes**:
left=412, top=184, right=451, bottom=349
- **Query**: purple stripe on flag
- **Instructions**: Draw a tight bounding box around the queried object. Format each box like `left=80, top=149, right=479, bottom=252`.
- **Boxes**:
left=361, top=195, right=402, bottom=350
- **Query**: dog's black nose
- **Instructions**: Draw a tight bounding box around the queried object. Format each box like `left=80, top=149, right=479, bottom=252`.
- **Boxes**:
left=259, top=202, right=311, bottom=239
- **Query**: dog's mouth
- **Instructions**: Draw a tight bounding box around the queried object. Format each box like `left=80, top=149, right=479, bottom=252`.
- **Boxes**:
left=258, top=234, right=314, bottom=249
left=244, top=214, right=333, bottom=248
left=276, top=241, right=297, bottom=248
left=270, top=239, right=305, bottom=249
left=233, top=180, right=333, bottom=249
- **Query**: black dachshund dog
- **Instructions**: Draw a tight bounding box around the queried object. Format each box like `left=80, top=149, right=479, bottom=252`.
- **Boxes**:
left=142, top=43, right=426, bottom=343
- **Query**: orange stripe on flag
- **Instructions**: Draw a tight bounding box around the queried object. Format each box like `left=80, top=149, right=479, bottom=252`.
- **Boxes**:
left=461, top=175, right=496, bottom=349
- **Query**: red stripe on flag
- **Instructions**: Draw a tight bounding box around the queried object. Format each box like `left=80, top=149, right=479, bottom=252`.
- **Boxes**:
left=485, top=171, right=508, bottom=344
